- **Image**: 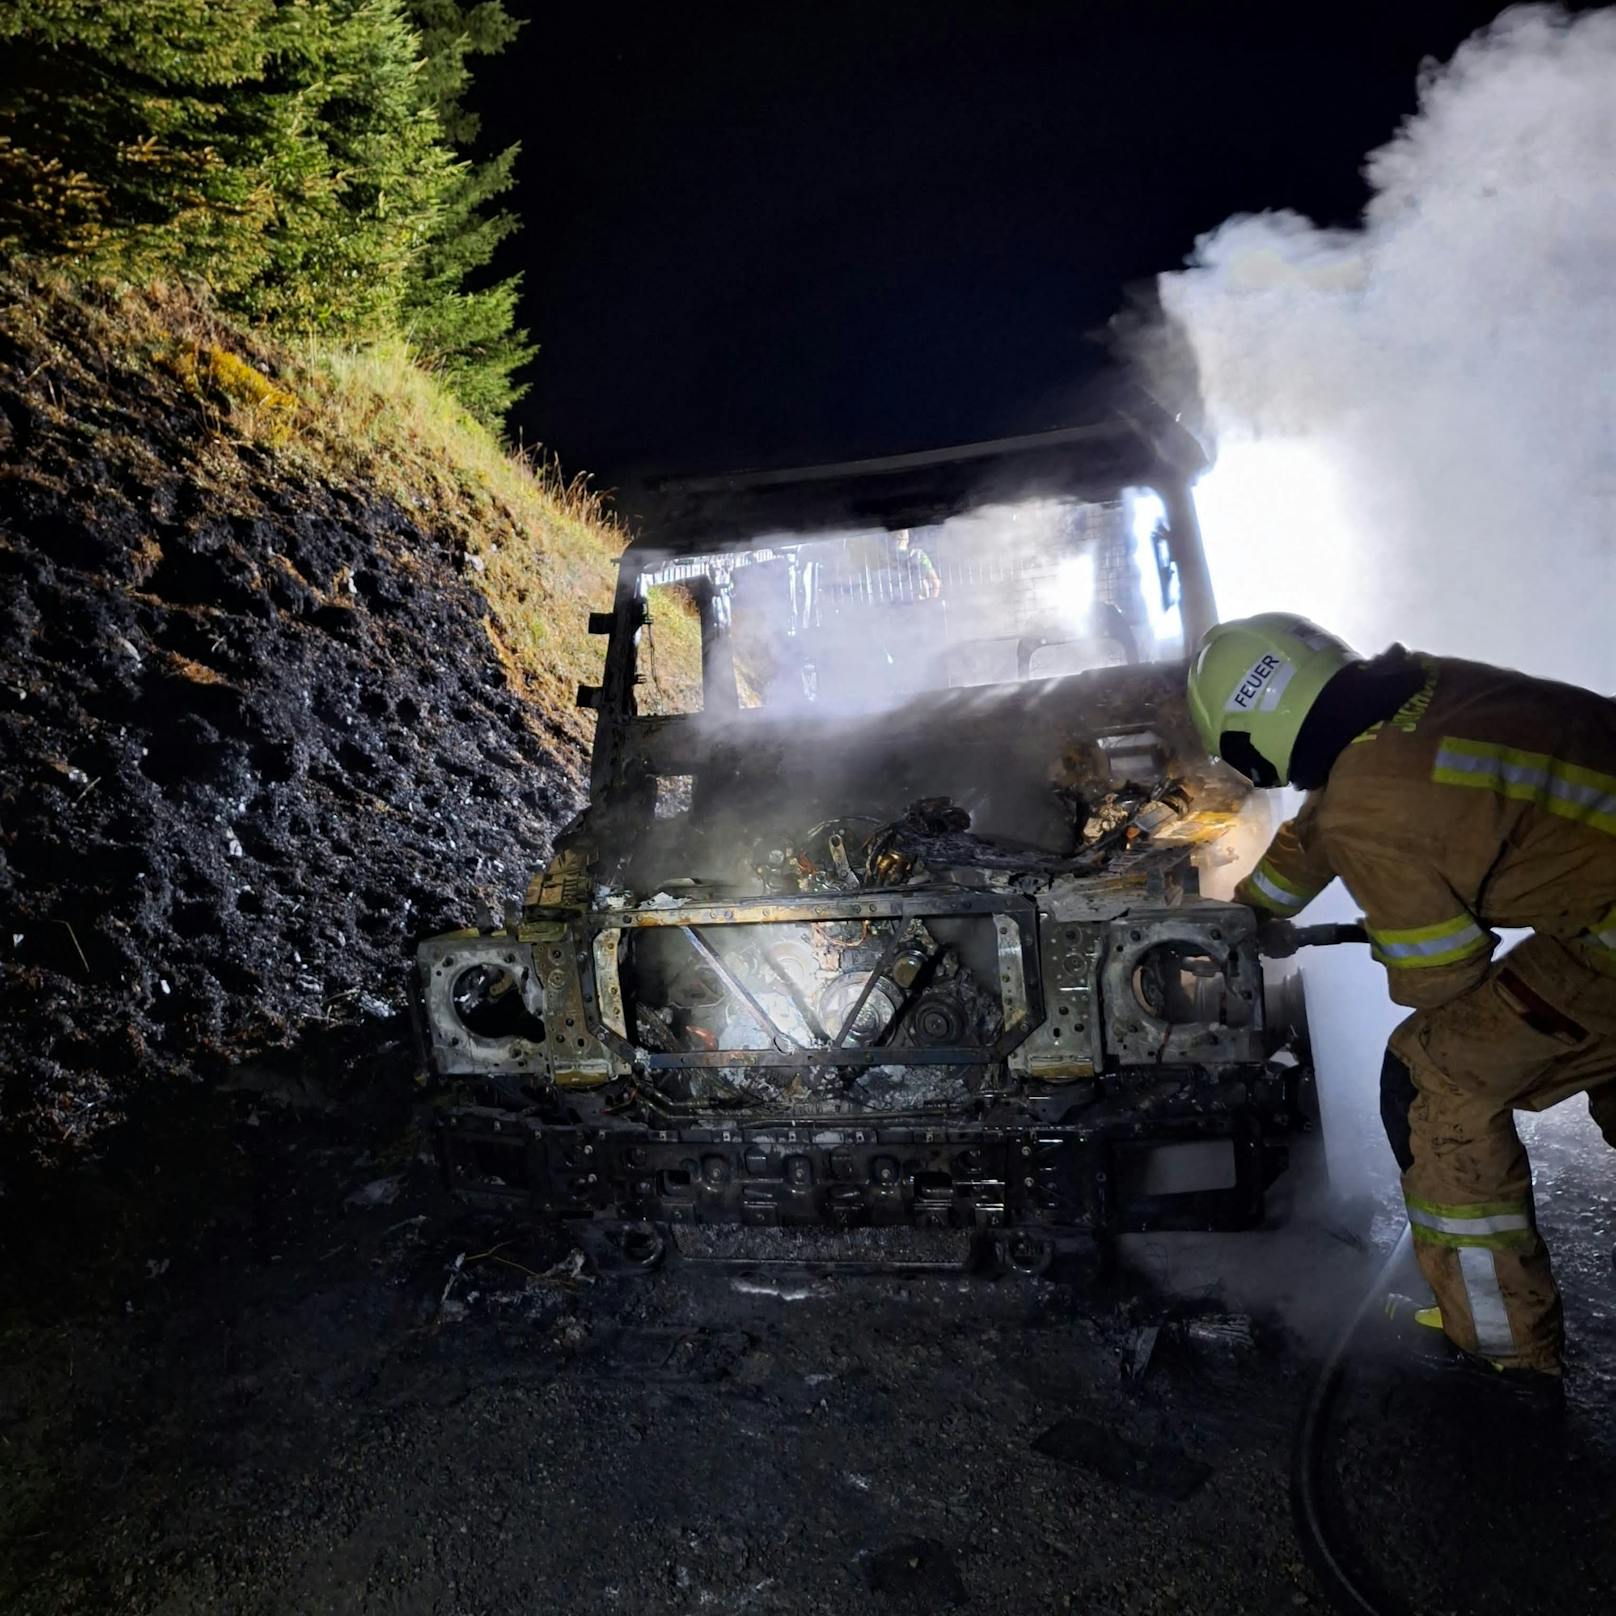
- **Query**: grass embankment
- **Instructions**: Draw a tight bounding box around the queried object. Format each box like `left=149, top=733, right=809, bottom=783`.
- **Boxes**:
left=297, top=337, right=707, bottom=724
left=298, top=340, right=631, bottom=740
left=0, top=271, right=664, bottom=751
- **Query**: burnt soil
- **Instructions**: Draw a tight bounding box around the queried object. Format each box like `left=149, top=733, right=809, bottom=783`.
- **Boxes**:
left=0, top=282, right=585, bottom=1177
left=3, top=286, right=1615, bottom=1614
left=2, top=1104, right=1613, bottom=1616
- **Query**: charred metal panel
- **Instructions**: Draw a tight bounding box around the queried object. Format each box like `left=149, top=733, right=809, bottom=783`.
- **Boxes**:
left=643, top=405, right=1207, bottom=557
left=1009, top=917, right=1104, bottom=1082
left=416, top=932, right=549, bottom=1080
left=436, top=1109, right=1285, bottom=1237
left=415, top=928, right=611, bottom=1087
left=1101, top=903, right=1264, bottom=1068
left=529, top=927, right=613, bottom=1088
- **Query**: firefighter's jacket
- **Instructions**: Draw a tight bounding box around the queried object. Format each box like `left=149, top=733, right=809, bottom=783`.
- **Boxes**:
left=1236, top=654, right=1616, bottom=1011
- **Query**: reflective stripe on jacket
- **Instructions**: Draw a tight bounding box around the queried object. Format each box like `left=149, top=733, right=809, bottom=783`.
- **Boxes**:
left=1234, top=654, right=1616, bottom=1010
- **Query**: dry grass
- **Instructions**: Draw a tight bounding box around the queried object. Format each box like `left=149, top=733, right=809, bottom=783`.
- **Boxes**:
left=283, top=337, right=630, bottom=746
left=0, top=270, right=705, bottom=749
left=636, top=581, right=707, bottom=715
left=284, top=341, right=712, bottom=732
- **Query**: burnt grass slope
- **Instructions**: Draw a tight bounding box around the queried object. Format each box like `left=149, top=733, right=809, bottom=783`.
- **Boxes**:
left=0, top=277, right=599, bottom=1199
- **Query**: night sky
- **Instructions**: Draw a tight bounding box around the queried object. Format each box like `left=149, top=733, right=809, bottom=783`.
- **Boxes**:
left=473, top=1, right=1524, bottom=496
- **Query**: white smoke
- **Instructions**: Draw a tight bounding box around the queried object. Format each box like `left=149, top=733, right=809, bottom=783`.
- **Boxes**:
left=1168, top=3, right=1615, bottom=680
left=1159, top=4, right=1616, bottom=1192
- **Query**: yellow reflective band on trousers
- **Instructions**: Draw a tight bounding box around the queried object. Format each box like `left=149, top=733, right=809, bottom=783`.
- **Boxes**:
left=1368, top=912, right=1492, bottom=970
left=1432, top=737, right=1616, bottom=836
left=1405, top=1192, right=1534, bottom=1249
left=1405, top=1194, right=1529, bottom=1357
left=1245, top=857, right=1320, bottom=917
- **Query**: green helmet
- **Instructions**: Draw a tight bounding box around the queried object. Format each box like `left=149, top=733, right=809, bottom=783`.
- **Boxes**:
left=1186, top=613, right=1359, bottom=786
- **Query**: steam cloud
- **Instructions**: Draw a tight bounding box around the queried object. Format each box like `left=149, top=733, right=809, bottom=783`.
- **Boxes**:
left=1156, top=3, right=1616, bottom=1192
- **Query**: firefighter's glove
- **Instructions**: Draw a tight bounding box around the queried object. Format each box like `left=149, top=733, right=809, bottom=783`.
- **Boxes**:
left=1255, top=918, right=1300, bottom=959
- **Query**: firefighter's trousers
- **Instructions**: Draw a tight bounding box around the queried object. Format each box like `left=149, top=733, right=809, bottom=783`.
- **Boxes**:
left=1384, top=935, right=1616, bottom=1374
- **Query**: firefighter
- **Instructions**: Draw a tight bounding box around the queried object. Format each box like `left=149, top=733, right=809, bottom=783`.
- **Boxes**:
left=842, top=528, right=941, bottom=603
left=1186, top=612, right=1616, bottom=1394
left=891, top=528, right=942, bottom=601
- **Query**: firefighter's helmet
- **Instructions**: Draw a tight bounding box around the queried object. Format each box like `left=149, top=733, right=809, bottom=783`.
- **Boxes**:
left=1186, top=613, right=1359, bottom=786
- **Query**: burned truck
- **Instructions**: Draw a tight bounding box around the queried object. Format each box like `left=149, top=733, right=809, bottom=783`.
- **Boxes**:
left=416, top=399, right=1316, bottom=1270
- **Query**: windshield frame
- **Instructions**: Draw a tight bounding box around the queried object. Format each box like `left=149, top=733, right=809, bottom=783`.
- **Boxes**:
left=616, top=476, right=1212, bottom=724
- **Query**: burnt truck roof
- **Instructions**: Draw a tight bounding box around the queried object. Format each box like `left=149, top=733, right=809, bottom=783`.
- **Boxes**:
left=637, top=385, right=1207, bottom=555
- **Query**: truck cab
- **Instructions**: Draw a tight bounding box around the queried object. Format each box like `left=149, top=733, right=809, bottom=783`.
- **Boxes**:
left=416, top=394, right=1314, bottom=1270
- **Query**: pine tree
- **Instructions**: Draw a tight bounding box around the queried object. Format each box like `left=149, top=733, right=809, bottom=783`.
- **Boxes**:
left=0, top=1, right=287, bottom=283
left=406, top=1, right=520, bottom=146
left=0, top=1, right=449, bottom=338
left=232, top=0, right=456, bottom=339
left=0, top=0, right=533, bottom=423
left=400, top=1, right=534, bottom=426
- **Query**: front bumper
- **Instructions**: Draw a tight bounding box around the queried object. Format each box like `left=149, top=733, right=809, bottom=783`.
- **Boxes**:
left=436, top=1102, right=1291, bottom=1237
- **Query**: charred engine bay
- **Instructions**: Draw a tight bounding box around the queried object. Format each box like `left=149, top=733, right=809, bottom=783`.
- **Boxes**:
left=2, top=286, right=1615, bottom=1616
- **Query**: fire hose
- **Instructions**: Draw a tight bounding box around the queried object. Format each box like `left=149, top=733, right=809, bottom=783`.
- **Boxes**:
left=1261, top=917, right=1411, bottom=1616
left=1291, top=1227, right=1416, bottom=1616
left=1261, top=920, right=1370, bottom=954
